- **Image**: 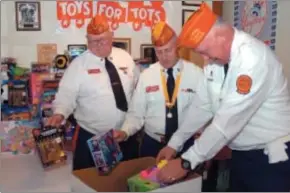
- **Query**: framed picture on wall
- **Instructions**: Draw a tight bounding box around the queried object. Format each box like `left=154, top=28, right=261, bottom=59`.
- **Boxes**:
left=140, top=44, right=157, bottom=63
left=113, top=38, right=131, bottom=54
left=67, top=44, right=87, bottom=58
left=182, top=1, right=203, bottom=6
left=15, top=1, right=41, bottom=31
left=182, top=9, right=195, bottom=26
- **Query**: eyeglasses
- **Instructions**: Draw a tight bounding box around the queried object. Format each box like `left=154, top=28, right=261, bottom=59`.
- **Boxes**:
left=87, top=39, right=110, bottom=46
left=155, top=47, right=175, bottom=56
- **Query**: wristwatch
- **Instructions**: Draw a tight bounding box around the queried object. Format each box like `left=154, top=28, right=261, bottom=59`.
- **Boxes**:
left=181, top=158, right=192, bottom=171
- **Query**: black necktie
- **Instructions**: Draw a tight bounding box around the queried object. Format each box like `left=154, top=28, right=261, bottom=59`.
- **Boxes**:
left=224, top=63, right=229, bottom=77
left=104, top=58, right=128, bottom=112
left=165, top=68, right=178, bottom=143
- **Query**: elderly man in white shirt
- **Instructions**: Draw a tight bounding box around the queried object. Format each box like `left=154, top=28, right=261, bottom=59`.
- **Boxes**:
left=156, top=3, right=290, bottom=192
left=46, top=15, right=140, bottom=171
left=113, top=22, right=205, bottom=158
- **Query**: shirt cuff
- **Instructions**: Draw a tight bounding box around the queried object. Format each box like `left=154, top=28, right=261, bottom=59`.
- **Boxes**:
left=121, top=127, right=131, bottom=141
left=53, top=108, right=70, bottom=120
left=181, top=147, right=202, bottom=170
left=167, top=135, right=184, bottom=152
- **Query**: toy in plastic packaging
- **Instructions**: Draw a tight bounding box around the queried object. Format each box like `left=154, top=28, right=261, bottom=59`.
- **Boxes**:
left=87, top=129, right=123, bottom=175
left=31, top=63, right=51, bottom=73
left=0, top=120, right=40, bottom=155
left=7, top=80, right=29, bottom=107
left=33, top=126, right=67, bottom=169
left=127, top=160, right=168, bottom=192
left=40, top=79, right=59, bottom=125
left=1, top=105, right=31, bottom=121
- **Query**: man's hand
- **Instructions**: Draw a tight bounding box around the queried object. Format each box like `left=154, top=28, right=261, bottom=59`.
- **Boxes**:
left=156, top=146, right=177, bottom=163
left=157, top=158, right=188, bottom=184
left=113, top=130, right=128, bottom=142
left=45, top=114, right=64, bottom=127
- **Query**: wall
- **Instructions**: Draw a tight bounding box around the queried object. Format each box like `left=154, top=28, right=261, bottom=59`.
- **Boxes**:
left=222, top=1, right=290, bottom=88
left=0, top=1, right=211, bottom=67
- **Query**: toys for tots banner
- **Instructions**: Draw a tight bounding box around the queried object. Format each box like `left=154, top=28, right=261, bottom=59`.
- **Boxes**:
left=233, top=0, right=278, bottom=50
left=56, top=1, right=166, bottom=31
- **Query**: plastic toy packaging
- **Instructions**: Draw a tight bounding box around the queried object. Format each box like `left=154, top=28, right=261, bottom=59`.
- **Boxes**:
left=40, top=79, right=59, bottom=126
left=0, top=120, right=40, bottom=155
left=7, top=80, right=29, bottom=107
left=128, top=160, right=168, bottom=192
left=87, top=129, right=123, bottom=175
left=1, top=105, right=31, bottom=121
left=33, top=126, right=67, bottom=169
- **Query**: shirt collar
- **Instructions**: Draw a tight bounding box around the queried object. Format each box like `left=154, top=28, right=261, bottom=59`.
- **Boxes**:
left=88, top=49, right=113, bottom=62
left=230, top=28, right=245, bottom=64
left=160, top=59, right=182, bottom=73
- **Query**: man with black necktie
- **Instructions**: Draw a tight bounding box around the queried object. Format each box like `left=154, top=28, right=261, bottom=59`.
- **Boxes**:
left=46, top=15, right=140, bottom=171
left=113, top=22, right=206, bottom=158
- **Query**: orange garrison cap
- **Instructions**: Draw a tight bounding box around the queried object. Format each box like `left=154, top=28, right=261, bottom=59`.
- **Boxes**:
left=151, top=22, right=175, bottom=47
left=87, top=15, right=110, bottom=35
left=177, top=2, right=218, bottom=49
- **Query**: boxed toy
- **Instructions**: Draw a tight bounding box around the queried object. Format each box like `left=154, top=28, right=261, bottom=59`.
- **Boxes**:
left=29, top=73, right=54, bottom=104
left=1, top=105, right=31, bottom=121
left=127, top=160, right=168, bottom=192
left=7, top=79, right=29, bottom=107
left=0, top=120, right=40, bottom=155
left=40, top=80, right=59, bottom=125
left=33, top=126, right=67, bottom=169
left=87, top=129, right=123, bottom=175
left=31, top=63, right=51, bottom=73
left=1, top=57, right=17, bottom=80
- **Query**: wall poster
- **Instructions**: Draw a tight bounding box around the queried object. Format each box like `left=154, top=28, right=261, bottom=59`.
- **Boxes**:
left=233, top=0, right=278, bottom=50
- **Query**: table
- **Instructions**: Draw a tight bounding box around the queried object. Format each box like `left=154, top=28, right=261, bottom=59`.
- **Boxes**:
left=0, top=152, right=72, bottom=192
left=0, top=153, right=202, bottom=192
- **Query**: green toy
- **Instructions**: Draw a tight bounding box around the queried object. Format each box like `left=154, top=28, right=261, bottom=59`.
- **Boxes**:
left=128, top=174, right=161, bottom=192
left=127, top=160, right=168, bottom=192
left=12, top=66, right=29, bottom=77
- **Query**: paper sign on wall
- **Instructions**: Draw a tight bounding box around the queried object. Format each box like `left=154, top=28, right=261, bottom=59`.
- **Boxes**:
left=233, top=0, right=278, bottom=50
left=56, top=1, right=166, bottom=31
left=37, top=44, right=57, bottom=65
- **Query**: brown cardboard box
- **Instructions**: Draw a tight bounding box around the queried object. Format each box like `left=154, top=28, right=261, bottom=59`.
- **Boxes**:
left=72, top=157, right=201, bottom=192
left=73, top=157, right=156, bottom=192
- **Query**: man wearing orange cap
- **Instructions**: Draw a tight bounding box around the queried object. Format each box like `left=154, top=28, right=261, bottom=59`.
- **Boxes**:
left=113, top=22, right=206, bottom=158
left=46, top=15, right=140, bottom=171
left=156, top=3, right=290, bottom=192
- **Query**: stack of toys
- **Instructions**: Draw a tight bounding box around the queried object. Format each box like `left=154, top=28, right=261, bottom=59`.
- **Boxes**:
left=127, top=160, right=168, bottom=192
left=87, top=129, right=123, bottom=175
left=0, top=56, right=76, bottom=157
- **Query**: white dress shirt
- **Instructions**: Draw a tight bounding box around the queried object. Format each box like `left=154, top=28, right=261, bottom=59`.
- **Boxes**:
left=121, top=59, right=206, bottom=142
left=168, top=29, right=290, bottom=169
left=53, top=47, right=139, bottom=135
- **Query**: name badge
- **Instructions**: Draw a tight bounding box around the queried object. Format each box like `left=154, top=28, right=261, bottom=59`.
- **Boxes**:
left=88, top=69, right=101, bottom=74
left=181, top=88, right=195, bottom=93
left=146, top=85, right=159, bottom=93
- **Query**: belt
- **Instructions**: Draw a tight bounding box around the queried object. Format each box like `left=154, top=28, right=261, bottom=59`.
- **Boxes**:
left=145, top=130, right=166, bottom=144
left=263, top=134, right=290, bottom=164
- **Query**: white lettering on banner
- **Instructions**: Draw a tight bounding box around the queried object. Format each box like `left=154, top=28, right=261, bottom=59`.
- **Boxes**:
left=56, top=1, right=166, bottom=31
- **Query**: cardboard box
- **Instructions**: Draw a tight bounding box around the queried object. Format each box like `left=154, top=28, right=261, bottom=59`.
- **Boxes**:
left=72, top=157, right=202, bottom=192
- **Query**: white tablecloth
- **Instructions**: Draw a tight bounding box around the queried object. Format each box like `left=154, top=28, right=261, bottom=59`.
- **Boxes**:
left=0, top=152, right=73, bottom=192
left=0, top=152, right=201, bottom=192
